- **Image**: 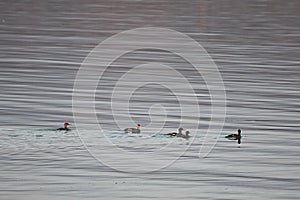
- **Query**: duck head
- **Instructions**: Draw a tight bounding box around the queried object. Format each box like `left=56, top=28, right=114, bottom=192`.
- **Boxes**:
left=238, top=129, right=241, bottom=135
left=64, top=123, right=71, bottom=128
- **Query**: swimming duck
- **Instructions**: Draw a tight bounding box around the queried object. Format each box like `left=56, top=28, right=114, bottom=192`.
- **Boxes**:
left=181, top=130, right=190, bottom=139
left=124, top=124, right=141, bottom=134
left=57, top=123, right=71, bottom=131
left=225, top=129, right=241, bottom=144
left=166, top=127, right=184, bottom=136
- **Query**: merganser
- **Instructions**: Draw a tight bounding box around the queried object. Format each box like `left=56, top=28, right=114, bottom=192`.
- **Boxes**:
left=181, top=130, right=190, bottom=139
left=57, top=123, right=71, bottom=131
left=225, top=129, right=241, bottom=144
left=166, top=127, right=184, bottom=136
left=124, top=124, right=141, bottom=134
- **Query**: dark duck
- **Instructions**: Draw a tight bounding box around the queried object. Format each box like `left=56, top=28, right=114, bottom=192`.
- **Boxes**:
left=57, top=123, right=71, bottom=131
left=225, top=129, right=242, bottom=144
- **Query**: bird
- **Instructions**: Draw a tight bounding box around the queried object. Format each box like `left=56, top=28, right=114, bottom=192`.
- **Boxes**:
left=225, top=129, right=242, bottom=144
left=124, top=124, right=141, bottom=134
left=181, top=130, right=190, bottom=139
left=57, top=123, right=71, bottom=131
left=166, top=127, right=184, bottom=137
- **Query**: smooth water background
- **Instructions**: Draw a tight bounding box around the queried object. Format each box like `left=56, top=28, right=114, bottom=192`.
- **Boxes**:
left=0, top=0, right=300, bottom=199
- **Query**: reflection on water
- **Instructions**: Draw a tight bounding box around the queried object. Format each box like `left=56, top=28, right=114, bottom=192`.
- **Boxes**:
left=0, top=0, right=300, bottom=199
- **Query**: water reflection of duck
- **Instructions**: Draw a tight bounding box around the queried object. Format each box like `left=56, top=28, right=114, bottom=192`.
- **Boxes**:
left=124, top=124, right=141, bottom=134
left=57, top=123, right=71, bottom=131
left=167, top=127, right=184, bottom=136
left=225, top=129, right=241, bottom=144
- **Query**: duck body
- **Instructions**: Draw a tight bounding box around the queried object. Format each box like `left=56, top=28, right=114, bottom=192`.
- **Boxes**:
left=181, top=131, right=190, bottom=139
left=225, top=134, right=240, bottom=140
left=124, top=124, right=141, bottom=134
left=57, top=127, right=71, bottom=131
left=124, top=128, right=140, bottom=134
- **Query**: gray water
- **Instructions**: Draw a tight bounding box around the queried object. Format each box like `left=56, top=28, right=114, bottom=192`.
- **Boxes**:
left=1, top=0, right=300, bottom=199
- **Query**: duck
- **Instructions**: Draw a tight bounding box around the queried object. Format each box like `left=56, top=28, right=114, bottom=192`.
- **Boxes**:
left=225, top=129, right=241, bottom=144
left=124, top=124, right=141, bottom=134
left=181, top=130, right=190, bottom=139
left=57, top=122, right=71, bottom=131
left=166, top=127, right=184, bottom=136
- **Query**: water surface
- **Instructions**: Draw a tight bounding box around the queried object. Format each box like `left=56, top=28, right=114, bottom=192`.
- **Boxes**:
left=0, top=0, right=300, bottom=199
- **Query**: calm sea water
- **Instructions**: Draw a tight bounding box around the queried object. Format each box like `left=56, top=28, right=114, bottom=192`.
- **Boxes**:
left=0, top=0, right=300, bottom=199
